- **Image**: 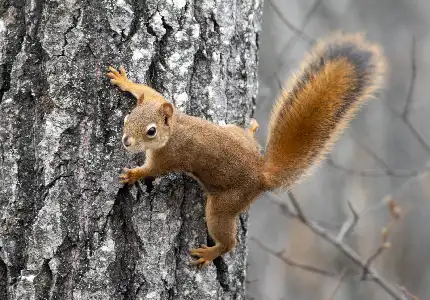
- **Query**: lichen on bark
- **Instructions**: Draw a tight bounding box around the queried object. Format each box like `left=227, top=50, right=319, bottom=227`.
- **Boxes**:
left=0, top=0, right=262, bottom=299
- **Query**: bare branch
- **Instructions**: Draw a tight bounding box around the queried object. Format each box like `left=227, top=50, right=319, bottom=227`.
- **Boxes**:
left=327, top=269, right=348, bottom=300
left=337, top=200, right=359, bottom=242
left=403, top=120, right=430, bottom=153
left=326, top=126, right=430, bottom=178
left=325, top=157, right=430, bottom=178
left=362, top=204, right=400, bottom=280
left=397, top=285, right=420, bottom=300
left=267, top=193, right=343, bottom=231
left=301, top=0, right=322, bottom=38
left=267, top=193, right=297, bottom=218
left=403, top=36, right=417, bottom=119
left=349, top=134, right=391, bottom=170
left=359, top=179, right=423, bottom=228
left=266, top=0, right=314, bottom=44
left=287, top=191, right=306, bottom=222
left=383, top=99, right=430, bottom=153
left=268, top=0, right=320, bottom=89
left=271, top=192, right=404, bottom=300
left=251, top=237, right=337, bottom=278
left=299, top=218, right=402, bottom=299
left=362, top=242, right=390, bottom=280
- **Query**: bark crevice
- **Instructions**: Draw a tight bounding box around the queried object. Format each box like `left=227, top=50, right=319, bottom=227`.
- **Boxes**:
left=0, top=0, right=262, bottom=298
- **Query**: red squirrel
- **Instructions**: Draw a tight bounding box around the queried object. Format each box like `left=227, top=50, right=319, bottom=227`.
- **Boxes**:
left=106, top=32, right=386, bottom=267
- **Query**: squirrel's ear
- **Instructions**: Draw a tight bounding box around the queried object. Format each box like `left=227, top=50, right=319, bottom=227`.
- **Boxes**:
left=137, top=94, right=145, bottom=105
left=161, top=103, right=174, bottom=125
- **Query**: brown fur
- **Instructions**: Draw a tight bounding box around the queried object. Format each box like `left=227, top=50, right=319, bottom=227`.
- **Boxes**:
left=264, top=32, right=386, bottom=188
left=106, top=32, right=387, bottom=266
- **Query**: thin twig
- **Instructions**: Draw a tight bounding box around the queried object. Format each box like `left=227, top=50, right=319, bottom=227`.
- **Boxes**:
left=300, top=218, right=402, bottom=299
left=383, top=98, right=430, bottom=153
left=349, top=133, right=392, bottom=170
left=287, top=191, right=306, bottom=222
left=251, top=237, right=337, bottom=278
left=326, top=157, right=430, bottom=178
left=337, top=200, right=359, bottom=242
left=326, top=127, right=430, bottom=178
left=403, top=36, right=417, bottom=119
left=271, top=193, right=404, bottom=300
left=267, top=193, right=343, bottom=231
left=266, top=0, right=314, bottom=43
left=327, top=269, right=348, bottom=300
left=298, top=0, right=321, bottom=44
left=361, top=244, right=388, bottom=280
left=267, top=194, right=297, bottom=218
left=362, top=223, right=392, bottom=280
left=397, top=285, right=420, bottom=300
left=269, top=0, right=320, bottom=84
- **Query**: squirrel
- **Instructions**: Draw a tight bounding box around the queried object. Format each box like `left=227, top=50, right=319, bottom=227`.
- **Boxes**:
left=106, top=32, right=386, bottom=267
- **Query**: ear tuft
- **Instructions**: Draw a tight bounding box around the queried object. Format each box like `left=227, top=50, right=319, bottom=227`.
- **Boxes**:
left=161, top=103, right=174, bottom=125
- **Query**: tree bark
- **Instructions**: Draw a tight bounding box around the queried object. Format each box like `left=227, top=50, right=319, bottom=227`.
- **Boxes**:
left=0, top=0, right=262, bottom=299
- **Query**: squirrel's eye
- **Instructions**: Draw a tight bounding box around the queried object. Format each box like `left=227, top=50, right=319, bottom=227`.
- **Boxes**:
left=146, top=126, right=157, bottom=138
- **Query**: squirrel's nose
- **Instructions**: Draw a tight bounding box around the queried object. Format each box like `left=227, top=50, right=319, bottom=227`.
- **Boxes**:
left=122, top=135, right=132, bottom=147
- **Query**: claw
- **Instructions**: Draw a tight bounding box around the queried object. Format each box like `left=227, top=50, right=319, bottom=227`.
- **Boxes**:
left=107, top=65, right=130, bottom=92
left=190, top=258, right=211, bottom=267
left=118, top=167, right=144, bottom=185
left=119, top=167, right=134, bottom=185
left=189, top=245, right=218, bottom=267
left=119, top=65, right=127, bottom=76
left=106, top=72, right=116, bottom=79
left=190, top=258, right=205, bottom=265
left=108, top=66, right=120, bottom=76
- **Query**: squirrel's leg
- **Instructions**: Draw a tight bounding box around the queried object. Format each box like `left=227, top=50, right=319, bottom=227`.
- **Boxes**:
left=190, top=194, right=237, bottom=267
left=107, top=66, right=157, bottom=100
left=119, top=163, right=161, bottom=185
left=119, top=166, right=150, bottom=185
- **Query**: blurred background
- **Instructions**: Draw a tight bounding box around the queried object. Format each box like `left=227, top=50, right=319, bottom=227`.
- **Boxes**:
left=247, top=0, right=430, bottom=299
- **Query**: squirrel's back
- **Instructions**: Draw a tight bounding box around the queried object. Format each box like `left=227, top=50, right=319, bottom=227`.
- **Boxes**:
left=263, top=32, right=387, bottom=189
left=158, top=113, right=265, bottom=193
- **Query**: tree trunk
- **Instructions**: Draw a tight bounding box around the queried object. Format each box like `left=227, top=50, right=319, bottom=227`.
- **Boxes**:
left=0, top=0, right=262, bottom=299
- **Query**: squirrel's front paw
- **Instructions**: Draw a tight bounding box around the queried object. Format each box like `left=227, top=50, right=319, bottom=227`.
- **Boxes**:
left=119, top=167, right=143, bottom=185
left=106, top=65, right=130, bottom=91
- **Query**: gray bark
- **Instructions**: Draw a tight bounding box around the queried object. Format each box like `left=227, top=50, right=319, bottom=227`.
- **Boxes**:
left=0, top=0, right=262, bottom=299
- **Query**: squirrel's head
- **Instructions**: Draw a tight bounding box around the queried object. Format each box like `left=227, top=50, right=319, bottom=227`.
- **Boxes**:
left=122, top=101, right=174, bottom=153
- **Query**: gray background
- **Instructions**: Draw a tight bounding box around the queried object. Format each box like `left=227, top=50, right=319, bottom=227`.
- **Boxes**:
left=247, top=0, right=430, bottom=299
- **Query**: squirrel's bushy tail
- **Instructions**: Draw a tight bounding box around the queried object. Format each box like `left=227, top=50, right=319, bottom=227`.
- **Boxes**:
left=263, top=32, right=386, bottom=190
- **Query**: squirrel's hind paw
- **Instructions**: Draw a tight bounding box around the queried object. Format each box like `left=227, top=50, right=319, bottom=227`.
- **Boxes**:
left=190, top=245, right=218, bottom=267
left=190, top=257, right=212, bottom=267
